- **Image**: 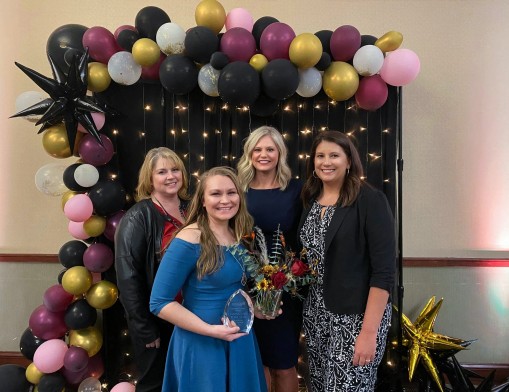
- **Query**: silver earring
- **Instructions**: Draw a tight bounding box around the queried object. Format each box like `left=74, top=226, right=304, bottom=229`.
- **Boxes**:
left=347, top=168, right=350, bottom=176
left=312, top=170, right=318, bottom=178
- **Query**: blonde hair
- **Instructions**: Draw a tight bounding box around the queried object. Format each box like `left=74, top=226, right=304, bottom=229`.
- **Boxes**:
left=135, top=147, right=189, bottom=201
left=237, top=126, right=292, bottom=192
left=183, top=166, right=253, bottom=279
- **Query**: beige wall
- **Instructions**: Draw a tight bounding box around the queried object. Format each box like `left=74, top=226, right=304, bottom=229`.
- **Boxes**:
left=1, top=1, right=508, bottom=363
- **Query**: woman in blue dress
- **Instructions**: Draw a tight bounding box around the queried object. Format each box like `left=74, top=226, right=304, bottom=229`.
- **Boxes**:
left=237, top=126, right=303, bottom=392
left=150, top=166, right=267, bottom=392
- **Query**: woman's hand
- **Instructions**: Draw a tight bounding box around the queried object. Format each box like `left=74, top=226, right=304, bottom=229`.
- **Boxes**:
left=353, top=329, right=377, bottom=366
left=253, top=301, right=283, bottom=320
left=145, top=337, right=161, bottom=349
left=210, top=323, right=247, bottom=342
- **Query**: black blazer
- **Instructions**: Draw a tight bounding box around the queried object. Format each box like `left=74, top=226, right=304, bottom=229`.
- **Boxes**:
left=298, top=184, right=396, bottom=315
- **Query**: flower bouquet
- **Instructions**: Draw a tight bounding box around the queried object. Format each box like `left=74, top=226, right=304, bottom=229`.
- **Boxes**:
left=238, top=226, right=316, bottom=317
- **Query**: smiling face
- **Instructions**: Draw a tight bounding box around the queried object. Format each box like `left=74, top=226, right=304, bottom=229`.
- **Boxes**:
left=202, top=174, right=240, bottom=224
left=251, top=135, right=279, bottom=175
left=314, top=140, right=351, bottom=187
left=151, top=157, right=183, bottom=199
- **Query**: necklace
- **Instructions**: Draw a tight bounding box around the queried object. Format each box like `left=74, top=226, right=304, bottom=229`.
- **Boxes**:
left=152, top=196, right=185, bottom=228
left=227, top=245, right=248, bottom=286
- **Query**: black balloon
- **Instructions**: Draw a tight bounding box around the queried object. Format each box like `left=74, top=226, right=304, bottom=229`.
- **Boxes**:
left=184, top=26, right=219, bottom=64
left=261, top=59, right=299, bottom=100
left=159, top=54, right=198, bottom=95
left=210, top=51, right=229, bottom=70
left=361, top=34, right=378, bottom=47
left=46, top=24, right=87, bottom=74
left=218, top=61, right=260, bottom=106
left=117, top=29, right=140, bottom=51
left=135, top=6, right=171, bottom=40
left=315, top=30, right=333, bottom=55
left=58, top=240, right=87, bottom=268
left=63, top=163, right=87, bottom=192
left=38, top=372, right=66, bottom=392
left=0, top=365, right=31, bottom=392
left=88, top=180, right=126, bottom=216
left=65, top=299, right=97, bottom=330
left=250, top=93, right=279, bottom=117
left=315, top=52, right=332, bottom=71
left=252, top=16, right=279, bottom=48
left=57, top=268, right=67, bottom=284
left=19, top=327, right=46, bottom=360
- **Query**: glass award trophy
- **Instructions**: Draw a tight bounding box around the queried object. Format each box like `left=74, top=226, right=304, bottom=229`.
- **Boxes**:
left=223, top=289, right=254, bottom=333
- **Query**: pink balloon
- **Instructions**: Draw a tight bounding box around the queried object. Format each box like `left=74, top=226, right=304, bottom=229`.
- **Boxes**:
left=111, top=382, right=136, bottom=392
left=64, top=193, right=94, bottom=222
left=220, top=28, right=256, bottom=62
left=83, top=243, right=114, bottom=273
left=330, top=25, right=361, bottom=61
left=77, top=112, right=106, bottom=133
left=260, top=22, right=295, bottom=61
left=78, top=134, right=115, bottom=166
left=141, top=53, right=166, bottom=80
left=355, top=75, right=389, bottom=111
left=83, top=26, right=119, bottom=64
left=43, top=284, right=75, bottom=312
left=104, top=210, right=126, bottom=241
left=379, top=48, right=421, bottom=86
left=68, top=221, right=90, bottom=240
left=29, top=305, right=68, bottom=340
left=33, top=339, right=68, bottom=373
left=114, top=25, right=137, bottom=40
left=225, top=8, right=254, bottom=32
left=64, top=346, right=90, bottom=373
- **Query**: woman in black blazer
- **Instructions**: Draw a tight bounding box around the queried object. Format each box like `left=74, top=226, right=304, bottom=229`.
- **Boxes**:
left=298, top=131, right=396, bottom=392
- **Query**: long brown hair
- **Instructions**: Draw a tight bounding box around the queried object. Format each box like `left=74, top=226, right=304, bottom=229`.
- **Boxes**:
left=301, top=131, right=363, bottom=208
left=183, top=166, right=253, bottom=279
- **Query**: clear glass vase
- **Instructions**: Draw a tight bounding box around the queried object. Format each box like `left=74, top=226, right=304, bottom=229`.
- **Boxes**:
left=256, top=289, right=283, bottom=318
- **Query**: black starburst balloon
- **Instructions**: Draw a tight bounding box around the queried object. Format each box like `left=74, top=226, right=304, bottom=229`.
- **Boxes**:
left=10, top=50, right=106, bottom=153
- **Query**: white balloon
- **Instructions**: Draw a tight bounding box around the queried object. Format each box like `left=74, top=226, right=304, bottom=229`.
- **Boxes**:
left=35, top=163, right=68, bottom=196
left=14, top=91, right=48, bottom=123
left=108, top=51, right=142, bottom=86
left=296, top=67, right=322, bottom=98
left=198, top=64, right=221, bottom=97
left=156, top=22, right=186, bottom=55
left=353, top=45, right=384, bottom=76
left=74, top=164, right=99, bottom=188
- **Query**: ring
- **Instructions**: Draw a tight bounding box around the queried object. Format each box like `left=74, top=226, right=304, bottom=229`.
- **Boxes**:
left=366, top=359, right=370, bottom=363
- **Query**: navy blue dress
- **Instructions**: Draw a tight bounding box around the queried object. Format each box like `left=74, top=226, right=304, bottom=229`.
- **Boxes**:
left=246, top=179, right=303, bottom=369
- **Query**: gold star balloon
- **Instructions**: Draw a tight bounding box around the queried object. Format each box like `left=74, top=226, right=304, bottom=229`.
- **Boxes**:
left=399, top=296, right=468, bottom=392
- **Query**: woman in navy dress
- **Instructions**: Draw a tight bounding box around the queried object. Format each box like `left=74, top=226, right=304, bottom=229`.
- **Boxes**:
left=237, top=126, right=303, bottom=392
left=150, top=167, right=267, bottom=392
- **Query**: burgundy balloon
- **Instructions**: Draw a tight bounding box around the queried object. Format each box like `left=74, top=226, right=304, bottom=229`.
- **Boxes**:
left=330, top=25, right=361, bottom=62
left=43, top=284, right=75, bottom=312
left=83, top=243, right=114, bottom=273
left=82, top=26, right=119, bottom=64
left=104, top=210, right=126, bottom=241
left=260, top=22, right=295, bottom=61
left=29, top=305, right=68, bottom=340
left=220, top=27, right=256, bottom=62
left=85, top=353, right=105, bottom=379
left=113, top=24, right=137, bottom=40
left=78, top=134, right=114, bottom=166
left=141, top=53, right=166, bottom=80
left=60, top=365, right=88, bottom=386
left=64, top=346, right=90, bottom=373
left=355, top=75, right=388, bottom=111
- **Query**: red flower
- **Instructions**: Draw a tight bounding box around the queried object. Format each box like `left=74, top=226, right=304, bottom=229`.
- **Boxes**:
left=271, top=271, right=288, bottom=289
left=291, top=259, right=309, bottom=277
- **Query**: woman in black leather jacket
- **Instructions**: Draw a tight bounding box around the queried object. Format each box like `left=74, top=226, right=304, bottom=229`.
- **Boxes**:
left=115, top=147, right=189, bottom=392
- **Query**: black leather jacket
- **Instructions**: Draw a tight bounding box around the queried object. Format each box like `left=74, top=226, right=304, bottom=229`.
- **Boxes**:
left=114, top=198, right=167, bottom=344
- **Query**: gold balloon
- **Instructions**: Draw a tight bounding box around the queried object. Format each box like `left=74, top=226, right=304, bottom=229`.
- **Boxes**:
left=61, top=190, right=78, bottom=211
left=86, top=280, right=119, bottom=309
left=195, top=0, right=226, bottom=35
left=289, top=33, right=323, bottom=69
left=375, top=31, right=403, bottom=53
left=26, top=362, right=44, bottom=384
left=69, top=326, right=103, bottom=357
left=322, top=61, right=359, bottom=101
left=73, top=131, right=85, bottom=158
left=42, top=123, right=72, bottom=158
left=249, top=54, right=268, bottom=72
left=83, top=215, right=106, bottom=237
left=132, top=38, right=161, bottom=67
left=62, top=266, right=93, bottom=295
left=88, top=62, right=111, bottom=93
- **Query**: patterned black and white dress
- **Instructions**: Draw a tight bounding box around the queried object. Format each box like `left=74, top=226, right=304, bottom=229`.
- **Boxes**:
left=300, top=201, right=391, bottom=392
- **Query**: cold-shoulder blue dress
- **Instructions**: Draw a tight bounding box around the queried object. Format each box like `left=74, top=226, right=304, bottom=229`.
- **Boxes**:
left=150, top=238, right=267, bottom=392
